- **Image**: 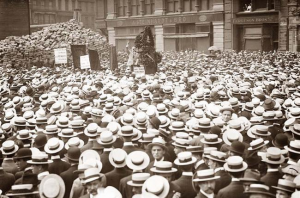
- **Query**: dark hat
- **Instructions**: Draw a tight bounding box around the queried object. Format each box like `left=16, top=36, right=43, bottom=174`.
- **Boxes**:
left=149, top=117, right=161, bottom=130
left=245, top=153, right=261, bottom=168
left=22, top=173, right=39, bottom=187
left=272, top=133, right=289, bottom=149
left=240, top=169, right=261, bottom=183
left=65, top=147, right=81, bottom=162
left=245, top=184, right=275, bottom=197
left=14, top=148, right=32, bottom=159
left=33, top=134, right=47, bottom=149
left=229, top=141, right=245, bottom=156
left=262, top=98, right=276, bottom=111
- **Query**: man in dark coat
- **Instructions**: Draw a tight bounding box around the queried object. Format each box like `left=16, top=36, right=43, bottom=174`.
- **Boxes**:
left=13, top=148, right=32, bottom=183
left=44, top=137, right=70, bottom=175
left=217, top=156, right=247, bottom=198
left=105, top=148, right=131, bottom=190
left=0, top=151, right=15, bottom=194
left=119, top=126, right=142, bottom=154
left=98, top=131, right=115, bottom=174
left=172, top=152, right=197, bottom=198
left=206, top=151, right=231, bottom=194
left=60, top=147, right=80, bottom=198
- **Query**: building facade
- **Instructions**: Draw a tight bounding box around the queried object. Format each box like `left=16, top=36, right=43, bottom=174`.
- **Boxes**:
left=95, top=0, right=225, bottom=52
left=30, top=0, right=96, bottom=32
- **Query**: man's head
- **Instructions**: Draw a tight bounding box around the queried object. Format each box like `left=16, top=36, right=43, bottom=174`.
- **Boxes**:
left=193, top=169, right=219, bottom=194
left=151, top=145, right=165, bottom=161
left=198, top=180, right=216, bottom=194
left=222, top=110, right=232, bottom=122
left=83, top=168, right=104, bottom=196
left=31, top=164, right=48, bottom=174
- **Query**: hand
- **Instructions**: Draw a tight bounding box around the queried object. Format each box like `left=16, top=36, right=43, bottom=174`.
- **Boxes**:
left=172, top=192, right=181, bottom=198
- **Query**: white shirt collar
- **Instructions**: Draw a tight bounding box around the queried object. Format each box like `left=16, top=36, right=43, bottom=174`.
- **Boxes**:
left=287, top=160, right=297, bottom=165
left=51, top=155, right=61, bottom=160
left=200, top=189, right=214, bottom=198
left=104, top=148, right=113, bottom=152
left=267, top=168, right=278, bottom=172
left=124, top=142, right=134, bottom=146
left=182, top=172, right=193, bottom=176
left=232, top=178, right=240, bottom=182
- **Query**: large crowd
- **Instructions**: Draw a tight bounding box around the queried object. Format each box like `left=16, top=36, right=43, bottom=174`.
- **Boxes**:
left=0, top=49, right=300, bottom=198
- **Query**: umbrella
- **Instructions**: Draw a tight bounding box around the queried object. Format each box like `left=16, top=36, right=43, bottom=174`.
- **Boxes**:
left=208, top=46, right=219, bottom=51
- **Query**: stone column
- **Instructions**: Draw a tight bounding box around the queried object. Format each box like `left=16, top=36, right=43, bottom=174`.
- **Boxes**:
left=155, top=25, right=164, bottom=52
left=140, top=0, right=145, bottom=15
left=213, top=22, right=224, bottom=50
left=127, top=0, right=131, bottom=16
left=108, top=27, right=116, bottom=46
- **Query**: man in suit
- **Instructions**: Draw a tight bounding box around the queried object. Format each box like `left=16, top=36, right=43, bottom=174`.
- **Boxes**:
left=260, top=147, right=284, bottom=195
left=206, top=151, right=231, bottom=194
left=60, top=147, right=80, bottom=198
left=217, top=156, right=248, bottom=198
left=97, top=131, right=115, bottom=174
left=119, top=126, right=142, bottom=154
left=105, top=148, right=131, bottom=190
left=80, top=123, right=99, bottom=153
left=193, top=169, right=220, bottom=198
left=172, top=152, right=197, bottom=198
left=13, top=148, right=32, bottom=184
left=44, top=137, right=70, bottom=175
left=0, top=151, right=15, bottom=194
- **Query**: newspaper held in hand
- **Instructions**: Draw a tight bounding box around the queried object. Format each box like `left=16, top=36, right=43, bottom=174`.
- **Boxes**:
left=80, top=55, right=91, bottom=69
left=54, top=48, right=67, bottom=64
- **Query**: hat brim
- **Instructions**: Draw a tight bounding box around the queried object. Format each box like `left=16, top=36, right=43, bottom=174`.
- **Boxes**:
left=97, top=136, right=117, bottom=145
left=272, top=186, right=295, bottom=193
left=284, top=145, right=300, bottom=154
left=65, top=140, right=84, bottom=150
left=222, top=131, right=243, bottom=146
left=126, top=152, right=150, bottom=170
left=245, top=190, right=275, bottom=197
left=16, top=134, right=33, bottom=140
left=262, top=155, right=285, bottom=165
left=200, top=138, right=223, bottom=145
left=132, top=129, right=143, bottom=142
left=174, top=156, right=197, bottom=166
left=27, top=159, right=53, bottom=164
left=150, top=167, right=178, bottom=173
left=205, top=155, right=226, bottom=163
left=248, top=141, right=269, bottom=151
left=142, top=176, right=169, bottom=198
left=193, top=175, right=220, bottom=182
left=39, top=174, right=65, bottom=198
left=0, top=145, right=19, bottom=155
left=44, top=140, right=64, bottom=154
left=118, top=129, right=138, bottom=137
left=127, top=180, right=144, bottom=187
left=224, top=161, right=248, bottom=172
left=6, top=190, right=39, bottom=196
left=147, top=143, right=167, bottom=151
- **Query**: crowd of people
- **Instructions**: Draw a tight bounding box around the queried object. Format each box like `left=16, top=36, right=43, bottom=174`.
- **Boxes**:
left=0, top=49, right=300, bottom=198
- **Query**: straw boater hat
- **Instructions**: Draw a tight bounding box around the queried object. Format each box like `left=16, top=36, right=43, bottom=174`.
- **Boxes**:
left=174, top=151, right=197, bottom=166
left=0, top=140, right=19, bottom=155
left=139, top=133, right=156, bottom=144
left=65, top=137, right=84, bottom=150
left=127, top=173, right=151, bottom=187
left=226, top=120, right=245, bottom=132
left=284, top=140, right=300, bottom=154
left=97, top=131, right=116, bottom=145
left=118, top=125, right=137, bottom=137
left=222, top=129, right=243, bottom=146
left=147, top=138, right=167, bottom=151
left=121, top=113, right=134, bottom=126
left=6, top=184, right=39, bottom=197
left=11, top=116, right=27, bottom=127
left=142, top=175, right=170, bottom=198
left=44, top=125, right=61, bottom=135
left=224, top=156, right=248, bottom=172
left=16, top=129, right=32, bottom=140
left=261, top=147, right=285, bottom=165
left=39, top=174, right=65, bottom=198
left=126, top=151, right=150, bottom=170
left=27, top=152, right=53, bottom=164
left=44, top=138, right=64, bottom=154
left=272, top=179, right=296, bottom=194
left=198, top=118, right=214, bottom=129
left=83, top=168, right=104, bottom=184
left=201, top=134, right=222, bottom=145
left=50, top=102, right=65, bottom=114
left=248, top=125, right=271, bottom=137
left=109, top=148, right=127, bottom=168
left=158, top=116, right=170, bottom=128
left=84, top=123, right=100, bottom=137
left=150, top=161, right=177, bottom=174
left=245, top=184, right=275, bottom=197
left=248, top=138, right=269, bottom=151
left=169, top=121, right=185, bottom=131
left=192, top=169, right=220, bottom=192
left=205, top=151, right=227, bottom=163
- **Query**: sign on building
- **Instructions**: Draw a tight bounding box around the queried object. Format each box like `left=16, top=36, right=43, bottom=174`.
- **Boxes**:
left=80, top=55, right=91, bottom=69
left=54, top=48, right=68, bottom=64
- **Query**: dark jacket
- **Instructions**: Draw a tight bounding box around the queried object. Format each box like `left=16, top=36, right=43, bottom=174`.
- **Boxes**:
left=119, top=174, right=133, bottom=198
left=100, top=150, right=114, bottom=174
left=60, top=164, right=79, bottom=198
left=0, top=170, right=15, bottom=194
left=49, top=158, right=70, bottom=175
left=217, top=181, right=246, bottom=198
left=105, top=167, right=132, bottom=190
left=261, top=170, right=282, bottom=195
left=172, top=174, right=196, bottom=198
left=214, top=169, right=231, bottom=194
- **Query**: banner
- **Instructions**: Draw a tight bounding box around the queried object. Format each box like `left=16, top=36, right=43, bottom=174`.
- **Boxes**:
left=71, top=45, right=87, bottom=69
left=54, top=48, right=67, bottom=64
left=80, top=55, right=91, bottom=69
left=133, top=66, right=145, bottom=77
left=88, top=49, right=101, bottom=71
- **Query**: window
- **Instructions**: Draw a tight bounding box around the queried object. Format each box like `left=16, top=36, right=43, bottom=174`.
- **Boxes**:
left=65, top=0, right=69, bottom=11
left=131, top=0, right=140, bottom=16
left=145, top=0, right=154, bottom=15
left=239, top=0, right=275, bottom=12
left=38, top=14, right=44, bottom=24
left=50, top=15, right=55, bottom=23
left=32, top=0, right=37, bottom=6
left=183, top=0, right=196, bottom=12
left=40, top=0, right=45, bottom=8
left=33, top=14, right=38, bottom=24
left=200, top=0, right=213, bottom=11
left=167, top=0, right=180, bottom=13
left=58, top=0, right=62, bottom=10
left=44, top=15, right=50, bottom=24
left=118, top=0, right=127, bottom=17
left=72, top=0, right=75, bottom=10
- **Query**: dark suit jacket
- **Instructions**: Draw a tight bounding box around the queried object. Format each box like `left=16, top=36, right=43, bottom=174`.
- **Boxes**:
left=195, top=191, right=216, bottom=198
left=100, top=151, right=114, bottom=174
left=105, top=167, right=132, bottom=190
left=214, top=170, right=231, bottom=194
left=119, top=174, right=133, bottom=198
left=80, top=140, right=94, bottom=153
left=0, top=171, right=15, bottom=194
left=217, top=181, right=246, bottom=198
left=172, top=175, right=196, bottom=198
left=49, top=158, right=70, bottom=175
left=261, top=171, right=282, bottom=195
left=60, top=164, right=78, bottom=198
left=122, top=144, right=142, bottom=154
left=167, top=182, right=181, bottom=198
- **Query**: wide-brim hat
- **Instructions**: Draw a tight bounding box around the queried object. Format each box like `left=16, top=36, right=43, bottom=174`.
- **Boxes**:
left=150, top=165, right=177, bottom=174
left=261, top=153, right=285, bottom=165
left=97, top=135, right=117, bottom=145
left=65, top=138, right=85, bottom=150
left=44, top=139, right=64, bottom=154
left=200, top=137, right=223, bottom=145
left=245, top=187, right=275, bottom=197
left=16, top=132, right=33, bottom=140
left=174, top=156, right=197, bottom=166
left=79, top=150, right=101, bottom=168
left=142, top=176, right=169, bottom=198
left=39, top=174, right=65, bottom=198
left=27, top=158, right=53, bottom=165
left=118, top=126, right=138, bottom=137
left=224, top=161, right=248, bottom=172
left=222, top=130, right=243, bottom=146
left=126, top=151, right=150, bottom=170
left=248, top=140, right=269, bottom=151
left=109, top=148, right=127, bottom=168
left=192, top=170, right=220, bottom=193
left=147, top=142, right=167, bottom=151
left=132, top=129, right=143, bottom=142
left=0, top=144, right=19, bottom=155
left=6, top=185, right=39, bottom=196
